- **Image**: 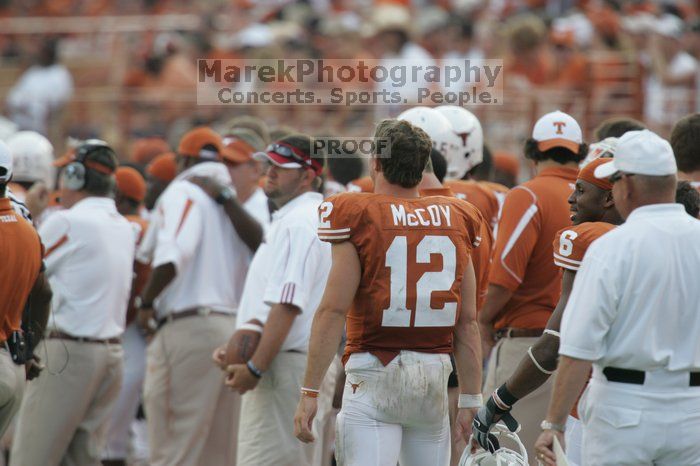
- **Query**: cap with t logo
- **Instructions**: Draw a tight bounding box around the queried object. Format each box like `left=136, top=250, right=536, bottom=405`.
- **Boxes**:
left=532, top=110, right=582, bottom=153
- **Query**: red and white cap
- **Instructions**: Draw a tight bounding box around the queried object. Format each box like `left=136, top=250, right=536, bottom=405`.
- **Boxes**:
left=532, top=110, right=582, bottom=153
left=253, top=142, right=323, bottom=176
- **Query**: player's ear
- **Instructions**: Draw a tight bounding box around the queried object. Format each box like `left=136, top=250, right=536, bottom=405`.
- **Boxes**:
left=604, top=190, right=615, bottom=208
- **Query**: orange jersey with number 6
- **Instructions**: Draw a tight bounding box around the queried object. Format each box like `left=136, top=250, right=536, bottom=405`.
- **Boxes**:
left=318, top=192, right=479, bottom=365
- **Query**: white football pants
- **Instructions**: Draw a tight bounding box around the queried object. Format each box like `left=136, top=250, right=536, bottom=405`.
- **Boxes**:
left=579, top=367, right=700, bottom=466
left=335, top=351, right=452, bottom=466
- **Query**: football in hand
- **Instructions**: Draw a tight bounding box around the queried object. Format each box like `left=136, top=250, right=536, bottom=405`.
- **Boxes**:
left=224, top=319, right=264, bottom=367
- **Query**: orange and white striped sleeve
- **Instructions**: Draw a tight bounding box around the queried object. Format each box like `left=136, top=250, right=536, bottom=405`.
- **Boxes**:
left=317, top=193, right=360, bottom=244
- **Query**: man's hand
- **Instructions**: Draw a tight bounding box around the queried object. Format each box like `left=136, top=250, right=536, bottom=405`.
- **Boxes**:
left=472, top=395, right=519, bottom=453
left=225, top=363, right=260, bottom=394
left=454, top=407, right=477, bottom=445
left=294, top=395, right=318, bottom=443
left=136, top=308, right=157, bottom=339
left=212, top=344, right=227, bottom=370
left=534, top=429, right=565, bottom=466
left=25, top=354, right=44, bottom=380
left=187, top=176, right=224, bottom=200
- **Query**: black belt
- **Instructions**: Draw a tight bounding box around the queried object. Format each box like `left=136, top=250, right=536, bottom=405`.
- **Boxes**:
left=48, top=331, right=121, bottom=345
left=603, top=367, right=700, bottom=386
left=157, top=308, right=234, bottom=330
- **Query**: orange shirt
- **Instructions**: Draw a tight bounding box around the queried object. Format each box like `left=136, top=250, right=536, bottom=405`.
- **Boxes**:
left=552, top=221, right=616, bottom=418
left=0, top=197, right=43, bottom=341
left=318, top=192, right=478, bottom=365
left=125, top=215, right=151, bottom=325
left=444, top=179, right=508, bottom=231
left=420, top=187, right=493, bottom=310
left=489, top=166, right=578, bottom=330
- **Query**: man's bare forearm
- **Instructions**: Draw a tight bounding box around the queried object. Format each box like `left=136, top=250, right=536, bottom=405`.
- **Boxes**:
left=545, top=356, right=591, bottom=425
left=250, top=303, right=298, bottom=371
left=503, top=269, right=574, bottom=399
left=302, top=306, right=347, bottom=390
left=222, top=197, right=263, bottom=252
left=23, top=273, right=52, bottom=353
left=140, top=263, right=176, bottom=304
left=454, top=320, right=482, bottom=394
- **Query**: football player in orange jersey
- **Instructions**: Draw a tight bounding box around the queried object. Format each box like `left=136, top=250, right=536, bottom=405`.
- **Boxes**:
left=294, top=119, right=484, bottom=466
left=473, top=157, right=621, bottom=464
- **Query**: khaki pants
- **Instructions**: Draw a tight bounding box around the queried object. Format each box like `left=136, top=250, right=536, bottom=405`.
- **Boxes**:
left=483, top=337, right=554, bottom=466
left=237, top=351, right=315, bottom=466
left=144, top=314, right=239, bottom=466
left=0, top=350, right=24, bottom=438
left=10, top=339, right=123, bottom=466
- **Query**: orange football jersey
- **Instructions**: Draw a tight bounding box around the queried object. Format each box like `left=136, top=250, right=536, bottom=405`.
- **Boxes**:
left=489, top=166, right=578, bottom=330
left=318, top=192, right=479, bottom=365
left=419, top=187, right=493, bottom=310
left=553, top=222, right=616, bottom=272
left=444, top=180, right=507, bottom=230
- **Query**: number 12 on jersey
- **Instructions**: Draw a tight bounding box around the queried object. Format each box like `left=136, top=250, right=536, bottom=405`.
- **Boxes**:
left=382, top=235, right=457, bottom=328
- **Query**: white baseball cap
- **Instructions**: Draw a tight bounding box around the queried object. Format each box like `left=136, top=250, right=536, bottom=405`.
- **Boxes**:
left=532, top=110, right=582, bottom=153
left=594, top=130, right=677, bottom=179
left=0, top=140, right=13, bottom=184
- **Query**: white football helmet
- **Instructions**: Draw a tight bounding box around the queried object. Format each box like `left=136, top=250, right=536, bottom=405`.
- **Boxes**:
left=579, top=137, right=617, bottom=169
left=460, top=424, right=529, bottom=466
left=436, top=105, right=484, bottom=179
left=6, top=131, right=54, bottom=187
left=397, top=106, right=461, bottom=175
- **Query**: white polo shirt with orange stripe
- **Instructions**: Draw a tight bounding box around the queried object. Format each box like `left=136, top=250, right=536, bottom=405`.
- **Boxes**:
left=235, top=191, right=331, bottom=352
left=150, top=162, right=251, bottom=318
left=39, top=197, right=135, bottom=339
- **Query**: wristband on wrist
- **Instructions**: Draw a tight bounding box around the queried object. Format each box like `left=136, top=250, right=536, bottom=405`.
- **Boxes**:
left=215, top=186, right=236, bottom=205
left=457, top=394, right=483, bottom=409
left=300, top=387, right=320, bottom=398
left=246, top=360, right=263, bottom=379
left=494, top=383, right=519, bottom=409
left=540, top=420, right=566, bottom=433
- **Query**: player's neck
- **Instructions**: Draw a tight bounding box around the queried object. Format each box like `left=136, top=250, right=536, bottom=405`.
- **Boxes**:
left=373, top=174, right=420, bottom=199
left=535, top=160, right=578, bottom=173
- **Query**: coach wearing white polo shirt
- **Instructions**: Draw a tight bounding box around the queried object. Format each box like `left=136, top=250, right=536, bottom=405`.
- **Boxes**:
left=535, top=130, right=700, bottom=466
left=136, top=126, right=263, bottom=465
left=218, top=135, right=331, bottom=466
left=11, top=141, right=135, bottom=466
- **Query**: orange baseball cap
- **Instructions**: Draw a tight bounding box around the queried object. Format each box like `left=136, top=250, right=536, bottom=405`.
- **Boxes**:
left=147, top=152, right=177, bottom=183
left=222, top=135, right=256, bottom=165
left=578, top=157, right=613, bottom=191
left=115, top=167, right=146, bottom=202
left=130, top=137, right=170, bottom=164
left=177, top=126, right=223, bottom=161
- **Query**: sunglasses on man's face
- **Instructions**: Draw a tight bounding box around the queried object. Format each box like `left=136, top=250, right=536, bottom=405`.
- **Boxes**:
left=267, top=144, right=311, bottom=168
